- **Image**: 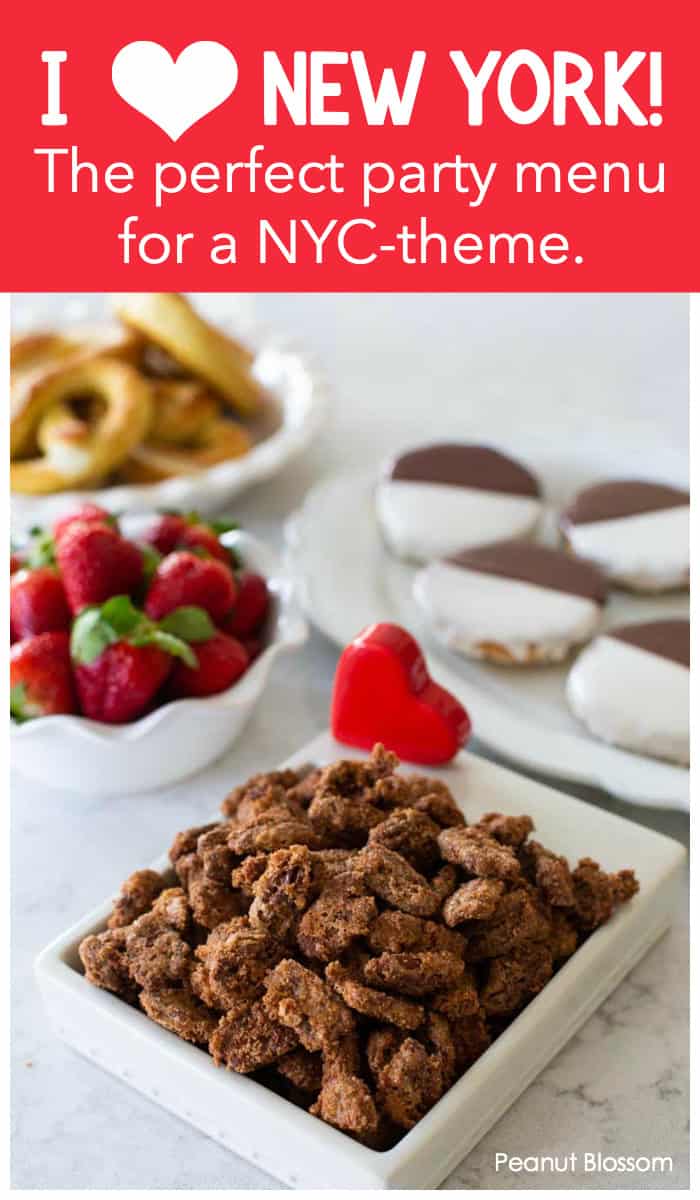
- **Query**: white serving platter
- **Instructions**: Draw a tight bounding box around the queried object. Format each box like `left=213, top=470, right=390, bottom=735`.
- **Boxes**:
left=10, top=294, right=327, bottom=532
left=35, top=731, right=685, bottom=1190
left=285, top=469, right=690, bottom=811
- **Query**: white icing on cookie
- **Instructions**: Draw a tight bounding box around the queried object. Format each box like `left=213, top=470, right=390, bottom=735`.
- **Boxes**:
left=376, top=481, right=542, bottom=563
left=414, top=561, right=602, bottom=664
left=567, top=635, right=689, bottom=764
left=564, top=505, right=689, bottom=592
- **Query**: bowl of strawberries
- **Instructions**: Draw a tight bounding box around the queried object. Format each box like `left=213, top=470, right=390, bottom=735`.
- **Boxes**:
left=10, top=505, right=307, bottom=795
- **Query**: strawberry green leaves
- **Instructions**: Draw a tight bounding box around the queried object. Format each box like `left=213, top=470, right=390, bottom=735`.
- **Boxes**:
left=69, top=595, right=210, bottom=669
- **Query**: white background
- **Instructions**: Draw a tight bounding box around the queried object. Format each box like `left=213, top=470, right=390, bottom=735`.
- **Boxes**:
left=11, top=292, right=689, bottom=1188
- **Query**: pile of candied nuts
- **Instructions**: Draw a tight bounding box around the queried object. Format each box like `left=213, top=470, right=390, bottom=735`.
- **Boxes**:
left=80, top=744, right=639, bottom=1148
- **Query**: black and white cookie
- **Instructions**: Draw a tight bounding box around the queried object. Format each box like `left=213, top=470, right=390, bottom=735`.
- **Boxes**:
left=560, top=479, right=689, bottom=593
left=414, top=539, right=607, bottom=665
left=567, top=619, right=689, bottom=765
left=376, top=443, right=543, bottom=562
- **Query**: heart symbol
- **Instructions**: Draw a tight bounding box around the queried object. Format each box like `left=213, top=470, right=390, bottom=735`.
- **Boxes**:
left=112, top=41, right=238, bottom=141
left=331, top=623, right=471, bottom=765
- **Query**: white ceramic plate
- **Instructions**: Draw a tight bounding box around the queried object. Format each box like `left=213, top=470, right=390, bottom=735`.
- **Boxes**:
left=285, top=468, right=689, bottom=810
left=35, top=731, right=685, bottom=1189
left=10, top=294, right=327, bottom=532
left=11, top=531, right=307, bottom=796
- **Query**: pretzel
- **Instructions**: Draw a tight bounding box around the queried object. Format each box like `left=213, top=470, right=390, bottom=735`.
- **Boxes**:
left=149, top=379, right=220, bottom=446
left=114, top=293, right=261, bottom=416
left=11, top=325, right=143, bottom=457
left=119, top=419, right=252, bottom=483
left=11, top=358, right=153, bottom=494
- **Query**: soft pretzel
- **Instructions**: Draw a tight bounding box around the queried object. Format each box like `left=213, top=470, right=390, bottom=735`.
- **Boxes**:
left=11, top=358, right=153, bottom=494
left=119, top=419, right=252, bottom=484
left=11, top=325, right=144, bottom=456
left=149, top=379, right=220, bottom=446
left=113, top=293, right=261, bottom=416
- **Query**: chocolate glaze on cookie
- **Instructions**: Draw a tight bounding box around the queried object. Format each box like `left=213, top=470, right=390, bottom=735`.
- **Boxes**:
left=377, top=444, right=543, bottom=563
left=561, top=480, right=689, bottom=528
left=609, top=619, right=689, bottom=668
left=388, top=444, right=540, bottom=498
left=449, top=540, right=608, bottom=605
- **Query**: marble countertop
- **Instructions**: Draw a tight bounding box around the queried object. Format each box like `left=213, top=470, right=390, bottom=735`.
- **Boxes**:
left=11, top=293, right=689, bottom=1189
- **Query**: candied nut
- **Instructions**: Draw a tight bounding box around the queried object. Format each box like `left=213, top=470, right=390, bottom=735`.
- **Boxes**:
left=437, top=827, right=521, bottom=880
left=431, top=969, right=480, bottom=1020
left=325, top=961, right=424, bottom=1030
left=449, top=1012, right=491, bottom=1072
left=549, top=910, right=578, bottom=962
left=480, top=942, right=553, bottom=1017
left=308, top=792, right=384, bottom=847
left=197, top=825, right=237, bottom=882
left=221, top=770, right=303, bottom=819
left=264, top=959, right=355, bottom=1051
left=249, top=845, right=317, bottom=942
left=79, top=928, right=132, bottom=996
left=366, top=1027, right=404, bottom=1081
left=231, top=853, right=268, bottom=895
left=422, top=1011, right=456, bottom=1086
left=520, top=840, right=575, bottom=908
left=376, top=1037, right=444, bottom=1129
left=310, top=848, right=357, bottom=881
left=571, top=857, right=639, bottom=931
left=367, top=910, right=465, bottom=956
left=229, top=810, right=318, bottom=855
left=177, top=854, right=243, bottom=931
left=431, top=863, right=459, bottom=903
left=169, top=822, right=218, bottom=865
left=476, top=812, right=534, bottom=848
left=363, top=950, right=464, bottom=997
left=124, top=888, right=193, bottom=991
left=368, top=808, right=440, bottom=872
left=140, top=985, right=218, bottom=1044
left=310, top=1067, right=379, bottom=1138
left=443, top=879, right=505, bottom=926
left=194, top=917, right=284, bottom=1009
left=464, top=888, right=551, bottom=960
left=297, top=875, right=377, bottom=962
left=277, top=1047, right=323, bottom=1093
left=108, top=869, right=165, bottom=929
left=211, top=1000, right=298, bottom=1072
left=310, top=1032, right=379, bottom=1138
left=286, top=766, right=323, bottom=808
left=411, top=791, right=466, bottom=829
left=612, top=869, right=640, bottom=905
left=354, top=845, right=439, bottom=917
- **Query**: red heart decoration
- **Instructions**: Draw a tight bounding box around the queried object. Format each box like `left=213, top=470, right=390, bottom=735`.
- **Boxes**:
left=331, top=622, right=471, bottom=765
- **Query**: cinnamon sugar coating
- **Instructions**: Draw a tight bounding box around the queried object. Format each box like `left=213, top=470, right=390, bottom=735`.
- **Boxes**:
left=79, top=744, right=638, bottom=1149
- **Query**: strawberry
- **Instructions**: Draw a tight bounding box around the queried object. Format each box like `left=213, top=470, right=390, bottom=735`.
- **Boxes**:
left=145, top=552, right=236, bottom=623
left=226, top=571, right=270, bottom=637
left=179, top=523, right=231, bottom=563
left=170, top=631, right=249, bottom=698
left=10, top=631, right=77, bottom=720
left=10, top=552, right=25, bottom=575
left=142, top=513, right=188, bottom=556
left=143, top=512, right=231, bottom=563
left=74, top=642, right=172, bottom=723
left=70, top=595, right=197, bottom=723
left=53, top=504, right=114, bottom=545
left=56, top=521, right=144, bottom=613
left=10, top=567, right=70, bottom=641
left=242, top=636, right=263, bottom=663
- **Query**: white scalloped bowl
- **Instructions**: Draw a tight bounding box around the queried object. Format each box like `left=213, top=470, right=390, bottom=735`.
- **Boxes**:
left=10, top=532, right=308, bottom=796
left=10, top=295, right=327, bottom=533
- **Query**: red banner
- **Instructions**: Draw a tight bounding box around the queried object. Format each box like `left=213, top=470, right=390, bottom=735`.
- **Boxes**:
left=2, top=0, right=698, bottom=290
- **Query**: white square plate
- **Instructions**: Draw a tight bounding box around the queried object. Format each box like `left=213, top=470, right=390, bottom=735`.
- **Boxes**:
left=35, top=732, right=685, bottom=1189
